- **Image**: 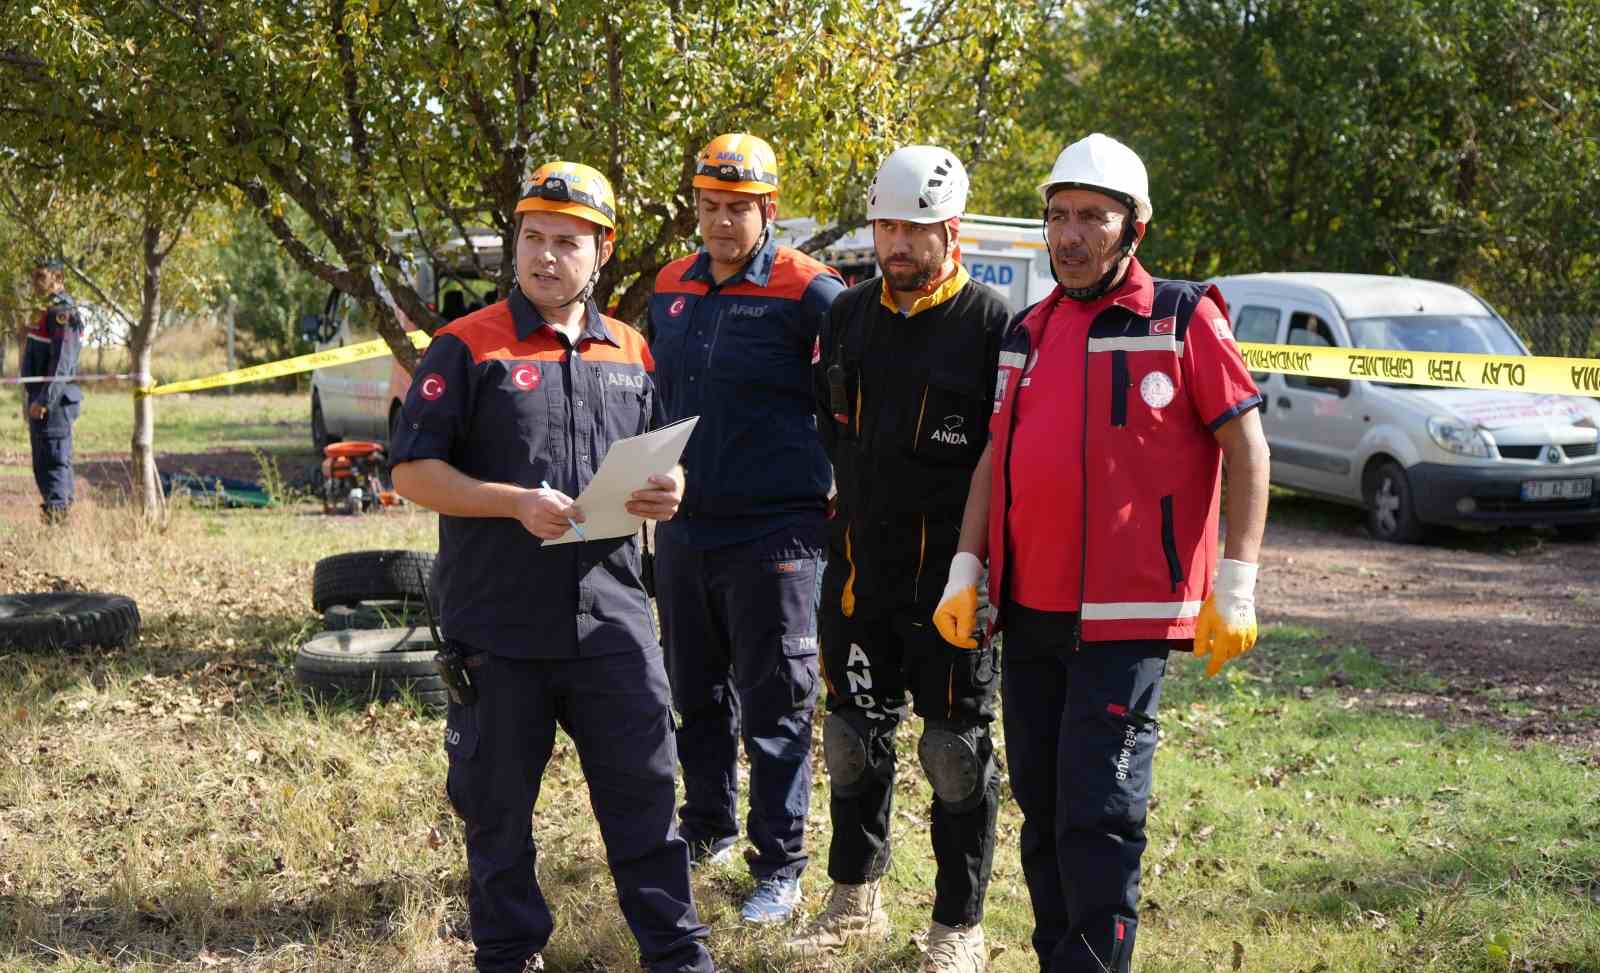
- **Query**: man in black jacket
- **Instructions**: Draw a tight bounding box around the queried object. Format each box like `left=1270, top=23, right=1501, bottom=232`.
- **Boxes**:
left=788, top=146, right=1011, bottom=973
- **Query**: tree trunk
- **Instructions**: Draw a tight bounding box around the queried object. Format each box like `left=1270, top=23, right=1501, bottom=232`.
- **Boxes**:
left=130, top=221, right=165, bottom=521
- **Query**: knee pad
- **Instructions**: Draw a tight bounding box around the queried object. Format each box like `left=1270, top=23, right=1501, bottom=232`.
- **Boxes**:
left=918, top=721, right=994, bottom=813
left=822, top=710, right=872, bottom=796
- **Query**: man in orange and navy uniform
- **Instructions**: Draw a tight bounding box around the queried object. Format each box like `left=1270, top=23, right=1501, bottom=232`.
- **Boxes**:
left=391, top=161, right=714, bottom=973
left=648, top=133, right=844, bottom=923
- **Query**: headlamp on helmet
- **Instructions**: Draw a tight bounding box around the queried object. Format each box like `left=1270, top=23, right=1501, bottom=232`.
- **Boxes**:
left=516, top=161, right=617, bottom=242
left=693, top=133, right=780, bottom=197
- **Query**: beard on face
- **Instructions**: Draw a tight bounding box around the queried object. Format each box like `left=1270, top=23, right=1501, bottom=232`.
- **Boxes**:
left=880, top=250, right=942, bottom=293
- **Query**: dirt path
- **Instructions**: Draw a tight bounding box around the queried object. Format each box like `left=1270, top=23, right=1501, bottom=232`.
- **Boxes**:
left=0, top=447, right=323, bottom=508
left=1258, top=497, right=1600, bottom=748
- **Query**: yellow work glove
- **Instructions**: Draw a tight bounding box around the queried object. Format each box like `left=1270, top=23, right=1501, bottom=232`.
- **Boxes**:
left=933, top=552, right=984, bottom=649
left=1193, top=558, right=1258, bottom=677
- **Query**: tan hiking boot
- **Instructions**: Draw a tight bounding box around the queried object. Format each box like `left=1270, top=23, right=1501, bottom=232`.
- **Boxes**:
left=784, top=881, right=891, bottom=956
left=921, top=921, right=987, bottom=973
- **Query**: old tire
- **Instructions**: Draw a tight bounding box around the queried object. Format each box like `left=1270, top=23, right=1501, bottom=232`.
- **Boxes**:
left=293, top=627, right=445, bottom=710
left=1364, top=461, right=1425, bottom=544
left=0, top=593, right=140, bottom=652
left=323, top=600, right=430, bottom=632
left=311, top=550, right=435, bottom=611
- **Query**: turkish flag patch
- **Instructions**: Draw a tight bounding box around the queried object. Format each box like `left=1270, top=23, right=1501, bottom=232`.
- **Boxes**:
left=510, top=364, right=541, bottom=391
left=1150, top=316, right=1176, bottom=336
left=419, top=373, right=447, bottom=400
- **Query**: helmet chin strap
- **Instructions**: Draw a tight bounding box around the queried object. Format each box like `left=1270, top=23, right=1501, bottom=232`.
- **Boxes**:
left=732, top=223, right=772, bottom=275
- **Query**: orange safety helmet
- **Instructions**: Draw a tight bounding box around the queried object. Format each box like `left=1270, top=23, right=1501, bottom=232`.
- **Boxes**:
left=515, top=161, right=617, bottom=241
left=692, top=133, right=780, bottom=196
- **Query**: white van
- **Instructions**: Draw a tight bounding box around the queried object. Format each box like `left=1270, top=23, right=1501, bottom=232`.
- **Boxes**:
left=774, top=215, right=1055, bottom=313
left=1210, top=273, right=1600, bottom=542
left=304, top=231, right=503, bottom=448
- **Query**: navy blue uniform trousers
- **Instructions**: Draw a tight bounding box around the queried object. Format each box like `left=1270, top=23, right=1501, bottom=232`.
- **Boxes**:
left=654, top=521, right=822, bottom=881
left=1001, top=602, right=1172, bottom=973
left=28, top=411, right=76, bottom=511
left=443, top=647, right=713, bottom=973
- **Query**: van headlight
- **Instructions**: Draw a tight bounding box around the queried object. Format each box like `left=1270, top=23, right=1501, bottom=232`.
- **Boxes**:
left=1426, top=416, right=1492, bottom=457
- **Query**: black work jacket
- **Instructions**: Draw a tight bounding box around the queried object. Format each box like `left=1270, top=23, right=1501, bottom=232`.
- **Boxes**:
left=814, top=270, right=1010, bottom=616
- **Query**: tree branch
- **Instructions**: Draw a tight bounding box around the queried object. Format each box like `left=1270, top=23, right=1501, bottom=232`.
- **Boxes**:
left=0, top=179, right=138, bottom=328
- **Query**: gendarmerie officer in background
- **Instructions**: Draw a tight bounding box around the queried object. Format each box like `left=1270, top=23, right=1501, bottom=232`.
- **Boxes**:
left=22, top=255, right=84, bottom=524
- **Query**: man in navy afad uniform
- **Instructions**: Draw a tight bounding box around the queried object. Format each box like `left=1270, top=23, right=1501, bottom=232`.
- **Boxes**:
left=648, top=133, right=844, bottom=923
left=390, top=161, right=714, bottom=973
left=22, top=256, right=84, bottom=524
left=789, top=147, right=1010, bottom=973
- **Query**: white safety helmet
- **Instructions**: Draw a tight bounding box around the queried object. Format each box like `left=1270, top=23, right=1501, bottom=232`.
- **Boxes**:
left=867, top=145, right=969, bottom=223
left=1037, top=133, right=1152, bottom=225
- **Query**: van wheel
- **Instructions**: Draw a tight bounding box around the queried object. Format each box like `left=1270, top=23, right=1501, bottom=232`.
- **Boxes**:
left=312, top=391, right=339, bottom=452
left=1365, top=461, right=1425, bottom=543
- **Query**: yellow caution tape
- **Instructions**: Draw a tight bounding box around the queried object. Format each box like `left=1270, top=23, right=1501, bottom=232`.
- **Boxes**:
left=1237, top=343, right=1600, bottom=399
left=137, top=331, right=432, bottom=397
left=130, top=329, right=1600, bottom=400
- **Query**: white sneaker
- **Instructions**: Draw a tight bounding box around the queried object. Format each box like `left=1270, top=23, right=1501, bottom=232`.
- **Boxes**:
left=784, top=881, right=891, bottom=955
left=921, top=921, right=987, bottom=973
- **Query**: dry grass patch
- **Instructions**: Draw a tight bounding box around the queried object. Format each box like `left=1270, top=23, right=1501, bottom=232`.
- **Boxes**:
left=1, top=477, right=1596, bottom=972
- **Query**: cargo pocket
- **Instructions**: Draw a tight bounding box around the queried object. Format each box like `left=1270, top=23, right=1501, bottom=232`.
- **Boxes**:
left=443, top=700, right=479, bottom=762
left=442, top=697, right=480, bottom=820
left=911, top=377, right=987, bottom=464
left=780, top=634, right=820, bottom=709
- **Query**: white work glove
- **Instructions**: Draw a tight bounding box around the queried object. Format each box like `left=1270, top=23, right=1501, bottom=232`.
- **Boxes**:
left=933, top=552, right=984, bottom=649
left=1193, top=558, right=1258, bottom=677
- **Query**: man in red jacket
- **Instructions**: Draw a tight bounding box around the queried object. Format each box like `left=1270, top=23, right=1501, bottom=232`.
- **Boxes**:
left=933, top=133, right=1270, bottom=973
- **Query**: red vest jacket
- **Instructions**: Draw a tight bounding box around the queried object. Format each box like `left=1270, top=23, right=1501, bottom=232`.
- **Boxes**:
left=987, top=271, right=1261, bottom=642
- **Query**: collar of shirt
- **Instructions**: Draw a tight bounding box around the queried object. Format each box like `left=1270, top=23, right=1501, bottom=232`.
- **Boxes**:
left=508, top=285, right=615, bottom=347
left=682, top=227, right=778, bottom=288
left=1107, top=256, right=1154, bottom=316
left=1030, top=257, right=1155, bottom=340
left=878, top=260, right=971, bottom=318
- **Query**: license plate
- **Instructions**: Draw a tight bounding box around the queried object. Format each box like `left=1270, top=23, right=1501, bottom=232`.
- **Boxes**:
left=1520, top=478, right=1593, bottom=501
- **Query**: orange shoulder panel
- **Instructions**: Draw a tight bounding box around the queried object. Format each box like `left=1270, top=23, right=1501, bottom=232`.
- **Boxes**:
left=437, top=301, right=516, bottom=360
left=603, top=315, right=656, bottom=371
left=655, top=254, right=707, bottom=296
left=731, top=246, right=835, bottom=300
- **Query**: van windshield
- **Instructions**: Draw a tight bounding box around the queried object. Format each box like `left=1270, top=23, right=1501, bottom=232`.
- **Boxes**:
left=1346, top=315, right=1526, bottom=357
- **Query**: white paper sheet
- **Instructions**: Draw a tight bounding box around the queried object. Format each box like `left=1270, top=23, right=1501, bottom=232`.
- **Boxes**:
left=543, top=416, right=699, bottom=545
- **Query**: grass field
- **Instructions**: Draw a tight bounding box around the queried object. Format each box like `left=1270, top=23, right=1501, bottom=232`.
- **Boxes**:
left=0, top=391, right=309, bottom=458
left=1, top=393, right=1597, bottom=972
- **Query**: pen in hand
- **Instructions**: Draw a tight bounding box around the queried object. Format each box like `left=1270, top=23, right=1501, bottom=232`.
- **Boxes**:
left=540, top=480, right=587, bottom=541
